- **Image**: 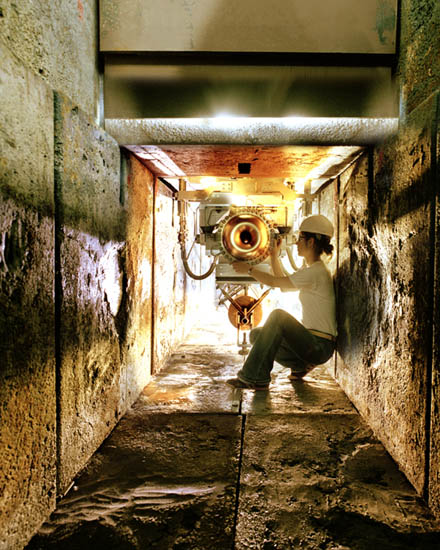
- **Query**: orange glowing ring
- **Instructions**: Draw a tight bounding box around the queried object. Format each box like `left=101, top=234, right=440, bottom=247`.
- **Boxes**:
left=230, top=221, right=261, bottom=252
left=219, top=209, right=273, bottom=264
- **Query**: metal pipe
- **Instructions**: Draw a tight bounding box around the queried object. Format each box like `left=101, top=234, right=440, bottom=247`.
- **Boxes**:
left=178, top=179, right=217, bottom=280
left=180, top=247, right=218, bottom=280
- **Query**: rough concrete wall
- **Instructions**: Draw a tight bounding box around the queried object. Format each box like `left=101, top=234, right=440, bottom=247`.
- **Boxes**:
left=0, top=0, right=99, bottom=118
left=1, top=1, right=171, bottom=547
left=153, top=181, right=187, bottom=372
left=0, top=43, right=56, bottom=550
left=315, top=178, right=340, bottom=375
left=333, top=0, right=440, bottom=513
left=151, top=184, right=215, bottom=372
left=399, top=0, right=440, bottom=117
left=428, top=94, right=440, bottom=516
left=123, top=153, right=154, bottom=402
left=54, top=92, right=124, bottom=494
left=317, top=178, right=339, bottom=275
left=336, top=94, right=438, bottom=499
left=396, top=0, right=440, bottom=517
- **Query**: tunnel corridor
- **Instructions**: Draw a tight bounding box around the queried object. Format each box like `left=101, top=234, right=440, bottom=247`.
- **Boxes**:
left=2, top=1, right=440, bottom=548
left=26, top=315, right=440, bottom=550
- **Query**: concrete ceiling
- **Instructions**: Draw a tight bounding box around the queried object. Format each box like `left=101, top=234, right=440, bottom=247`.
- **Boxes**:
left=108, top=117, right=398, bottom=192
left=125, top=144, right=363, bottom=192
left=100, top=0, right=398, bottom=189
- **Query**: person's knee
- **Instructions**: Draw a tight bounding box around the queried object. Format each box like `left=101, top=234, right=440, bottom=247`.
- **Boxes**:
left=268, top=308, right=284, bottom=319
left=267, top=308, right=288, bottom=325
left=259, top=309, right=284, bottom=335
left=250, top=327, right=262, bottom=344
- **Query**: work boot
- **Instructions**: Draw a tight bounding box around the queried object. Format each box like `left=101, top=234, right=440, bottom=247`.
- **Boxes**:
left=226, top=378, right=269, bottom=390
left=288, top=363, right=315, bottom=380
left=288, top=371, right=308, bottom=380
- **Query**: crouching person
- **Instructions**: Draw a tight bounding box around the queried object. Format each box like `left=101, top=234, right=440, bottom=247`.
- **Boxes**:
left=227, top=215, right=337, bottom=390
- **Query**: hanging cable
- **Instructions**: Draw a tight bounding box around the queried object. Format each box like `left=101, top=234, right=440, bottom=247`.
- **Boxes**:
left=180, top=246, right=218, bottom=280
left=178, top=180, right=217, bottom=280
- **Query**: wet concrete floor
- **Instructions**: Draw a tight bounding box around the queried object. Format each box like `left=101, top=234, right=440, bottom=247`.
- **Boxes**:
left=28, top=316, right=440, bottom=549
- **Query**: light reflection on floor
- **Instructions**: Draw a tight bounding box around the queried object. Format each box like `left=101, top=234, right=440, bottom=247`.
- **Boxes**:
left=140, top=310, right=355, bottom=416
left=28, top=311, right=440, bottom=550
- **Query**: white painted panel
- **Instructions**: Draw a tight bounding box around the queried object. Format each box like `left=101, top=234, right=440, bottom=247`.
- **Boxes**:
left=100, top=0, right=397, bottom=54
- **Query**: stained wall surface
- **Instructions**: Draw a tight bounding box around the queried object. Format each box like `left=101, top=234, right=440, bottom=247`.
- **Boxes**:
left=317, top=0, right=440, bottom=517
left=0, top=43, right=56, bottom=550
left=152, top=178, right=216, bottom=372
left=431, top=118, right=440, bottom=515
left=326, top=96, right=439, bottom=513
left=55, top=92, right=125, bottom=494
left=153, top=181, right=186, bottom=372
left=0, top=0, right=99, bottom=119
left=0, top=1, right=193, bottom=547
left=123, top=153, right=155, bottom=402
left=314, top=83, right=439, bottom=514
left=399, top=0, right=440, bottom=117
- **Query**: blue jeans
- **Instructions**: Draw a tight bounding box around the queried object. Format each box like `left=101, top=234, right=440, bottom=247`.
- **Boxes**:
left=237, top=309, right=335, bottom=385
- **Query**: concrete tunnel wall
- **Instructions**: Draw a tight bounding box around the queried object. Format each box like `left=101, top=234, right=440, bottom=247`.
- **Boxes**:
left=0, top=0, right=439, bottom=548
left=315, top=94, right=439, bottom=518
left=311, top=0, right=440, bottom=517
left=0, top=1, right=210, bottom=549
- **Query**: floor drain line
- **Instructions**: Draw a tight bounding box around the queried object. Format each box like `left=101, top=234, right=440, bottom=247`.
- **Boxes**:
left=231, top=413, right=246, bottom=549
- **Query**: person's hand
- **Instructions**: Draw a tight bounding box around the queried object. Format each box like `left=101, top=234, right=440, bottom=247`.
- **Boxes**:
left=232, top=261, right=251, bottom=274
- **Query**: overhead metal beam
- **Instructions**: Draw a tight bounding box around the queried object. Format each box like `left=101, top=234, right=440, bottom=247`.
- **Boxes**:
left=105, top=117, right=399, bottom=146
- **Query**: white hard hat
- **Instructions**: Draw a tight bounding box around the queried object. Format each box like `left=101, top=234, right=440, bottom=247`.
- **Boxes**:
left=299, top=215, right=334, bottom=238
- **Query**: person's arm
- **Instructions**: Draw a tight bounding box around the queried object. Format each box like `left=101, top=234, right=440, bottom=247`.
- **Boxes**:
left=270, top=237, right=285, bottom=277
left=232, top=261, right=296, bottom=290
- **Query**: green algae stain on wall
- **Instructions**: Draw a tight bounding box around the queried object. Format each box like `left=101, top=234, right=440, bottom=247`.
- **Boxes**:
left=375, top=0, right=397, bottom=45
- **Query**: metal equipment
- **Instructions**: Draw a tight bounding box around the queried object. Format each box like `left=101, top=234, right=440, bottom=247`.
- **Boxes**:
left=177, top=180, right=299, bottom=354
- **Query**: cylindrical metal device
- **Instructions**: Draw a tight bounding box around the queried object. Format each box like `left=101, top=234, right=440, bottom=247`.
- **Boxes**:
left=219, top=208, right=274, bottom=264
